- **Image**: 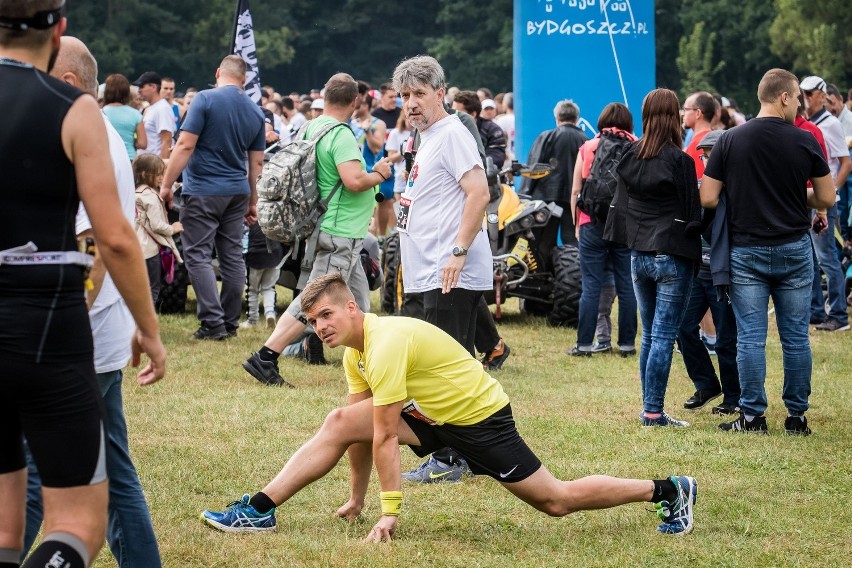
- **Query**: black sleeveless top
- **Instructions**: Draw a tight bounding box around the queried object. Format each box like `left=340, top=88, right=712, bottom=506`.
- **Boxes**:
left=0, top=59, right=85, bottom=296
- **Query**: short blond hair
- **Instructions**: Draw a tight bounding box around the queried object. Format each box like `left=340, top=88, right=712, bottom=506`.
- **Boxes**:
left=301, top=273, right=355, bottom=315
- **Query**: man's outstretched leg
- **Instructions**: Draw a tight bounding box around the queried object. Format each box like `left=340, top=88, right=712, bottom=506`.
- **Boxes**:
left=501, top=466, right=696, bottom=535
left=200, top=398, right=420, bottom=532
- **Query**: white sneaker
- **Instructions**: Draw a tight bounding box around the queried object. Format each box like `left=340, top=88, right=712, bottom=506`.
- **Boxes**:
left=239, top=320, right=258, bottom=329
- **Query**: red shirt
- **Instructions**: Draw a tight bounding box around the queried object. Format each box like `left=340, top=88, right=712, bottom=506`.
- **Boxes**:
left=794, top=116, right=828, bottom=158
left=684, top=128, right=711, bottom=179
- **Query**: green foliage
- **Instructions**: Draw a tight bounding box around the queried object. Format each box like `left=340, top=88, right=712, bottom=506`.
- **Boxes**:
left=676, top=22, right=726, bottom=97
left=677, top=0, right=781, bottom=114
left=423, top=0, right=513, bottom=93
left=770, top=0, right=851, bottom=87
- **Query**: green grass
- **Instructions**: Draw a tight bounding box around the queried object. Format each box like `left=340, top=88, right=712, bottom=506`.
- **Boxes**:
left=101, top=295, right=851, bottom=567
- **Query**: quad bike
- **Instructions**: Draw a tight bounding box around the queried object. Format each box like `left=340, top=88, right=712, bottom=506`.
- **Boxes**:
left=381, top=159, right=582, bottom=327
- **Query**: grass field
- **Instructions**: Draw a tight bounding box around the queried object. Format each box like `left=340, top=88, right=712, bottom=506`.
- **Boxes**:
left=97, top=293, right=850, bottom=567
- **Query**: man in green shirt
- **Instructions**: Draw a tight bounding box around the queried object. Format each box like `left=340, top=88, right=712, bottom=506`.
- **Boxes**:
left=242, top=73, right=392, bottom=387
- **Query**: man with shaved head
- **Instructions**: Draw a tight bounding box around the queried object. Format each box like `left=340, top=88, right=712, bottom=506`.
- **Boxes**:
left=160, top=55, right=267, bottom=340
left=16, top=35, right=164, bottom=567
left=0, top=3, right=166, bottom=567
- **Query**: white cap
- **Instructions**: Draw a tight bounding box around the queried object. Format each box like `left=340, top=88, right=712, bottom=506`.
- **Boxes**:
left=310, top=98, right=325, bottom=110
left=800, top=76, right=827, bottom=93
left=481, top=98, right=497, bottom=110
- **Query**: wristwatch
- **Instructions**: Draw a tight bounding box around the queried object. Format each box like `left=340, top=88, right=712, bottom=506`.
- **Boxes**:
left=451, top=245, right=468, bottom=257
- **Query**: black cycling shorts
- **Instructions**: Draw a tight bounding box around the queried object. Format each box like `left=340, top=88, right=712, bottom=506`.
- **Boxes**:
left=401, top=404, right=542, bottom=483
left=0, top=300, right=106, bottom=487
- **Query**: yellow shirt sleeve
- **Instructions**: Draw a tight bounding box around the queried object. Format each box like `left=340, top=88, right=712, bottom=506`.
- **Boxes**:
left=343, top=347, right=370, bottom=395
left=365, top=334, right=410, bottom=406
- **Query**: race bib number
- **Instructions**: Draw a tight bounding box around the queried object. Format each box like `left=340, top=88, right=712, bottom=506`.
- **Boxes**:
left=402, top=399, right=437, bottom=425
left=396, top=194, right=413, bottom=233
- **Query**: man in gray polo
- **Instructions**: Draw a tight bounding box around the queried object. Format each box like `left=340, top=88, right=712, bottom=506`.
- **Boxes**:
left=161, top=55, right=266, bottom=339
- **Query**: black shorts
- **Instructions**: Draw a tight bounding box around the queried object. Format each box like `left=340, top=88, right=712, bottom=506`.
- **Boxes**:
left=0, top=300, right=106, bottom=487
left=401, top=404, right=541, bottom=483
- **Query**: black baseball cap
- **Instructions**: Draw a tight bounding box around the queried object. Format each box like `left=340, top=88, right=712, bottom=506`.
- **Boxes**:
left=132, top=71, right=162, bottom=87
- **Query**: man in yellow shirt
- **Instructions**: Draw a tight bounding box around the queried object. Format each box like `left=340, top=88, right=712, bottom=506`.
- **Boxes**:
left=201, top=273, right=697, bottom=540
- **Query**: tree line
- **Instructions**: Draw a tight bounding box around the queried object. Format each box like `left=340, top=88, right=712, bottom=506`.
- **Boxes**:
left=69, top=0, right=849, bottom=114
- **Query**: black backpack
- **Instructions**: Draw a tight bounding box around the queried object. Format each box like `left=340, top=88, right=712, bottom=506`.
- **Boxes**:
left=577, top=130, right=632, bottom=225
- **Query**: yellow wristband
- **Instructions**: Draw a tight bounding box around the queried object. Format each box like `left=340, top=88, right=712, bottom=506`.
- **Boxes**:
left=380, top=491, right=403, bottom=516
left=817, top=209, right=827, bottom=215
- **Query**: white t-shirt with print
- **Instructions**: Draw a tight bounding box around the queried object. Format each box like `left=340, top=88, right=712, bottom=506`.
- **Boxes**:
left=74, top=115, right=136, bottom=373
left=397, top=114, right=491, bottom=293
left=141, top=98, right=176, bottom=156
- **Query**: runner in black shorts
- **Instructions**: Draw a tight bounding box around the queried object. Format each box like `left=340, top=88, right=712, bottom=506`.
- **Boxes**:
left=0, top=4, right=166, bottom=567
left=201, top=273, right=698, bottom=544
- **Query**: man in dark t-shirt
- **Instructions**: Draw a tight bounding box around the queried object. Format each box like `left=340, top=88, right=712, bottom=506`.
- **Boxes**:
left=372, top=83, right=402, bottom=129
left=701, top=68, right=834, bottom=436
left=161, top=55, right=266, bottom=340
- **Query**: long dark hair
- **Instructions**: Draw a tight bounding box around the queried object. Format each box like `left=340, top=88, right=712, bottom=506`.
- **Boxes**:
left=635, top=89, right=682, bottom=159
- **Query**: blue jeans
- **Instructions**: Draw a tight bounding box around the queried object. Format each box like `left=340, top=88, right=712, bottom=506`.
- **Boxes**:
left=677, top=275, right=740, bottom=406
left=577, top=223, right=637, bottom=351
left=24, top=370, right=162, bottom=567
left=809, top=206, right=848, bottom=325
left=729, top=234, right=813, bottom=417
left=632, top=252, right=695, bottom=414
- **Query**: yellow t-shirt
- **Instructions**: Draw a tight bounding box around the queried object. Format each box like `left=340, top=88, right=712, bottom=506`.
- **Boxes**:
left=344, top=314, right=510, bottom=426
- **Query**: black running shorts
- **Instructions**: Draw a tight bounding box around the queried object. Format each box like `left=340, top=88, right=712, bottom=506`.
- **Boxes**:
left=0, top=300, right=106, bottom=487
left=401, top=404, right=542, bottom=483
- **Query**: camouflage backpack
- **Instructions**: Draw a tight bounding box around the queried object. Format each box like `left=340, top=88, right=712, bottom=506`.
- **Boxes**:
left=257, top=121, right=350, bottom=244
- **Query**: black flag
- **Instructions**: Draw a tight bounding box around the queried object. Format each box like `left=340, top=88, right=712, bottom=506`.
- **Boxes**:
left=231, top=0, right=262, bottom=104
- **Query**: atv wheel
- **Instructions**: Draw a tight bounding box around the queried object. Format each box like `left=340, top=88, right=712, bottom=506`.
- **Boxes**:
left=520, top=298, right=551, bottom=317
left=547, top=244, right=582, bottom=327
left=380, top=233, right=402, bottom=314
left=156, top=234, right=190, bottom=314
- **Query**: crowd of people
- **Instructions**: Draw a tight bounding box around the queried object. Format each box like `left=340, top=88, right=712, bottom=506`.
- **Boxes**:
left=3, top=1, right=852, bottom=566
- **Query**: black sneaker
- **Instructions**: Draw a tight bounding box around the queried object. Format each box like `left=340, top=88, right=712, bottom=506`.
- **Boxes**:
left=304, top=333, right=327, bottom=365
left=481, top=339, right=511, bottom=370
left=813, top=319, right=850, bottom=332
left=711, top=402, right=741, bottom=416
left=718, top=413, right=768, bottom=434
left=193, top=324, right=228, bottom=341
left=567, top=346, right=592, bottom=357
left=784, top=415, right=812, bottom=436
left=242, top=352, right=295, bottom=388
left=225, top=324, right=238, bottom=338
left=619, top=348, right=637, bottom=358
left=590, top=341, right=612, bottom=353
left=683, top=389, right=722, bottom=410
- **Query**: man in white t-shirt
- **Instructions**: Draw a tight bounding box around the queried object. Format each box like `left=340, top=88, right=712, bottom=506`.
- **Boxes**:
left=392, top=55, right=490, bottom=356
left=21, top=36, right=162, bottom=567
left=133, top=71, right=175, bottom=159
left=801, top=75, right=852, bottom=332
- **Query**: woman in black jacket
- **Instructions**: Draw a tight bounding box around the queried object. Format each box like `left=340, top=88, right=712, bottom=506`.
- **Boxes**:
left=604, top=88, right=702, bottom=427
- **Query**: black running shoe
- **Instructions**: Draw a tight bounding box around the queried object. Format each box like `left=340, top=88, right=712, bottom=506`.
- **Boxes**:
left=719, top=413, right=768, bottom=434
left=482, top=339, right=511, bottom=370
left=242, top=352, right=295, bottom=388
left=711, top=402, right=741, bottom=416
left=784, top=416, right=812, bottom=436
left=193, top=324, right=228, bottom=341
left=683, top=389, right=722, bottom=410
left=304, top=333, right=327, bottom=365
left=567, top=346, right=592, bottom=357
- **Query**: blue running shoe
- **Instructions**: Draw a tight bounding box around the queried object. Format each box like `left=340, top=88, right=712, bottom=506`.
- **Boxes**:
left=655, top=476, right=696, bottom=535
left=641, top=412, right=690, bottom=427
left=401, top=456, right=470, bottom=483
left=201, top=494, right=277, bottom=533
